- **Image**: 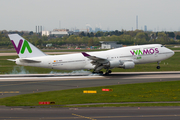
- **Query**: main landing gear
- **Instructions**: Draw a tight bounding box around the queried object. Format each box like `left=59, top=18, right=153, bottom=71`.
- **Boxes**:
left=92, top=71, right=103, bottom=74
left=92, top=70, right=112, bottom=75
left=105, top=70, right=112, bottom=75
left=157, top=61, right=161, bottom=69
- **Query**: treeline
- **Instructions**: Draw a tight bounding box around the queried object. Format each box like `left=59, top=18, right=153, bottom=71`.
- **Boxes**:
left=0, top=30, right=180, bottom=49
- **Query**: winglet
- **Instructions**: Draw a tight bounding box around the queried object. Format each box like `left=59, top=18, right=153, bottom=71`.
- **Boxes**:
left=82, top=52, right=90, bottom=57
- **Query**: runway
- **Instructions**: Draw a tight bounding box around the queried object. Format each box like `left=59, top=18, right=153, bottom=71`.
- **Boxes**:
left=0, top=71, right=180, bottom=120
left=1, top=107, right=180, bottom=120
left=0, top=71, right=180, bottom=98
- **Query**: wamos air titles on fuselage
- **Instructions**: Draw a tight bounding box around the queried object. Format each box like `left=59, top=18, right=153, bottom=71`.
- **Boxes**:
left=8, top=34, right=174, bottom=74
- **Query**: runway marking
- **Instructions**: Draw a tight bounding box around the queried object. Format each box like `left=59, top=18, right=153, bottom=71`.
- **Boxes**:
left=122, top=74, right=180, bottom=79
left=0, top=81, right=49, bottom=87
left=0, top=77, right=104, bottom=87
left=0, top=117, right=78, bottom=120
left=72, top=113, right=97, bottom=120
left=94, top=114, right=180, bottom=118
left=0, top=91, right=19, bottom=93
left=1, top=114, right=180, bottom=120
left=0, top=76, right=103, bottom=81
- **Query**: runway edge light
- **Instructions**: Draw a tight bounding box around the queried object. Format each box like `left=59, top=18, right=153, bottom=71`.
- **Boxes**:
left=83, top=90, right=97, bottom=93
left=102, top=89, right=113, bottom=91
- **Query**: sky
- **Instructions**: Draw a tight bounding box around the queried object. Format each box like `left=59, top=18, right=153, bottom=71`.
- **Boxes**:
left=0, top=0, right=180, bottom=32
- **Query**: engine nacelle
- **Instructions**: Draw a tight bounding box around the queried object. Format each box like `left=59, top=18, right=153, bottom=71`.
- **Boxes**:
left=104, top=60, right=135, bottom=69
left=120, top=61, right=135, bottom=69
left=107, top=60, right=121, bottom=69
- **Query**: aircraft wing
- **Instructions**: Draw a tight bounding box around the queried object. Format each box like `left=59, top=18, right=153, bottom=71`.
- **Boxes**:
left=82, top=52, right=109, bottom=65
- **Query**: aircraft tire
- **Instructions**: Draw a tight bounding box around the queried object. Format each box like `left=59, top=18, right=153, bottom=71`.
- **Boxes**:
left=157, top=66, right=160, bottom=69
left=99, top=71, right=103, bottom=74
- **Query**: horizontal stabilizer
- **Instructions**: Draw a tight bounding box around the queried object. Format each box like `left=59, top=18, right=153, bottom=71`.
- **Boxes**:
left=7, top=59, right=16, bottom=62
left=19, top=59, right=41, bottom=63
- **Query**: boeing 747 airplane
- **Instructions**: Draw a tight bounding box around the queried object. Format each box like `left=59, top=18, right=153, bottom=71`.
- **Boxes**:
left=8, top=34, right=174, bottom=75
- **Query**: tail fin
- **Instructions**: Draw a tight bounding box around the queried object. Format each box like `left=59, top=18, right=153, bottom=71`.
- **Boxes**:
left=8, top=34, right=46, bottom=58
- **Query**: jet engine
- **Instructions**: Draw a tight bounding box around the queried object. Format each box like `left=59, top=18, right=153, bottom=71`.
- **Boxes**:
left=104, top=60, right=135, bottom=69
left=119, top=61, right=135, bottom=69
left=107, top=60, right=121, bottom=68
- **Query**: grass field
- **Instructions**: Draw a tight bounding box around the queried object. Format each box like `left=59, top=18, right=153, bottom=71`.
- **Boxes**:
left=0, top=52, right=179, bottom=74
left=0, top=81, right=180, bottom=106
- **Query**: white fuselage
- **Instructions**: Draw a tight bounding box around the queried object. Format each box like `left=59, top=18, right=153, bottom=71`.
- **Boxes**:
left=15, top=44, right=174, bottom=70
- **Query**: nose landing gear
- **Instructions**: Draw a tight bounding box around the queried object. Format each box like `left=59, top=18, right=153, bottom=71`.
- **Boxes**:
left=157, top=61, right=161, bottom=69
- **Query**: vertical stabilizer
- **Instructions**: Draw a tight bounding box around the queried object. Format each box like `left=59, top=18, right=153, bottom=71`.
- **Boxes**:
left=8, top=34, right=46, bottom=58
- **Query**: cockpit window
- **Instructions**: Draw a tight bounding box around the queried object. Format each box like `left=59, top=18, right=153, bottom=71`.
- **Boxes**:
left=161, top=45, right=164, bottom=47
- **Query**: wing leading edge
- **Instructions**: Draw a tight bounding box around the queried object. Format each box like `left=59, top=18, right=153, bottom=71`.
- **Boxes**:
left=82, top=52, right=109, bottom=64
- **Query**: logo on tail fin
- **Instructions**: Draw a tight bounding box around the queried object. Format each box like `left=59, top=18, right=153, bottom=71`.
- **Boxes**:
left=11, top=39, right=32, bottom=54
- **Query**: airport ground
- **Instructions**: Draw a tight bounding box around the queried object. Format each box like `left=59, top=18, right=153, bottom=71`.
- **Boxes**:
left=0, top=52, right=180, bottom=119
left=0, top=71, right=180, bottom=99
left=0, top=72, right=180, bottom=119
left=1, top=106, right=180, bottom=120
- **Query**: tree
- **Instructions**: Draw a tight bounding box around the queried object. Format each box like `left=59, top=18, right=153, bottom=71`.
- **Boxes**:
left=156, top=32, right=170, bottom=44
left=29, top=31, right=33, bottom=35
left=35, top=39, right=43, bottom=46
left=114, top=30, right=123, bottom=36
left=79, top=32, right=86, bottom=37
left=103, top=32, right=109, bottom=36
left=0, top=33, right=2, bottom=41
left=42, top=36, right=48, bottom=41
left=119, top=34, right=133, bottom=45
left=135, top=32, right=148, bottom=44
left=136, top=32, right=147, bottom=40
left=88, top=38, right=94, bottom=47
left=166, top=32, right=175, bottom=38
left=87, top=33, right=90, bottom=37
left=176, top=35, right=180, bottom=40
left=95, top=31, right=103, bottom=37
left=67, top=35, right=77, bottom=44
left=90, top=32, right=94, bottom=37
